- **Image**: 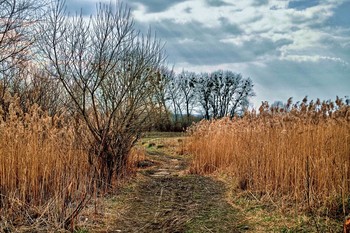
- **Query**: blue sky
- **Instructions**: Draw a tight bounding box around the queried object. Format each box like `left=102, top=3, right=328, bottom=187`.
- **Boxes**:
left=68, top=0, right=350, bottom=108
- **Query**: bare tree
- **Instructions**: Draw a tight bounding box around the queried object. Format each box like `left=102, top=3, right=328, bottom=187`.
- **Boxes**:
left=166, top=72, right=182, bottom=123
left=228, top=76, right=255, bottom=117
left=0, top=0, right=41, bottom=76
left=0, top=0, right=44, bottom=119
left=195, top=70, right=255, bottom=119
left=164, top=69, right=255, bottom=125
left=195, top=72, right=211, bottom=120
left=151, top=66, right=173, bottom=130
left=177, top=70, right=197, bottom=124
left=20, top=67, right=66, bottom=115
left=38, top=0, right=165, bottom=186
left=207, top=70, right=254, bottom=118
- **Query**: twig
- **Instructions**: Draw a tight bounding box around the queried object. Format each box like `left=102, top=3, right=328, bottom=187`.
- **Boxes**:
left=64, top=192, right=90, bottom=231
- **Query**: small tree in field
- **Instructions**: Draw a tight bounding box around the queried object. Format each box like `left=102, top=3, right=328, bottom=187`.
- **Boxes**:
left=38, top=0, right=165, bottom=186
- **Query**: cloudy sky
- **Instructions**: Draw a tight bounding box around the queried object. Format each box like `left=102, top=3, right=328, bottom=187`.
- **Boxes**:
left=69, top=0, right=350, bottom=108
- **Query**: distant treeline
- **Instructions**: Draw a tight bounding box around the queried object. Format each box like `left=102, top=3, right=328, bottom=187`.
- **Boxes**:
left=155, top=69, right=255, bottom=130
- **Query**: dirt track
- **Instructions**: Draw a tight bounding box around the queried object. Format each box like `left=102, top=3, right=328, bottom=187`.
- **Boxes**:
left=112, top=142, right=244, bottom=233
left=81, top=135, right=341, bottom=233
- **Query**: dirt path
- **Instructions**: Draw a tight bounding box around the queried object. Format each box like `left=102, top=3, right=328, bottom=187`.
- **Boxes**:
left=81, top=134, right=343, bottom=233
left=108, top=138, right=246, bottom=233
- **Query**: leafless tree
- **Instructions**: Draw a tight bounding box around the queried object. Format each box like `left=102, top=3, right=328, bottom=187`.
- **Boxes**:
left=167, top=70, right=255, bottom=121
left=0, top=0, right=41, bottom=77
left=207, top=70, right=254, bottom=118
left=166, top=72, right=182, bottom=123
left=151, top=66, right=173, bottom=130
left=0, top=0, right=44, bottom=118
left=19, top=66, right=66, bottom=115
left=38, top=0, right=165, bottom=186
left=177, top=71, right=197, bottom=124
left=195, top=72, right=211, bottom=120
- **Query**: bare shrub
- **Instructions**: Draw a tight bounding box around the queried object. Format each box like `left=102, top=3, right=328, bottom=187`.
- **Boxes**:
left=38, top=0, right=165, bottom=187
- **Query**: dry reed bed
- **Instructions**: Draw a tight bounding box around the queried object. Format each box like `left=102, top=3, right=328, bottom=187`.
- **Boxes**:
left=0, top=95, right=93, bottom=229
left=0, top=94, right=145, bottom=230
left=188, top=99, right=350, bottom=216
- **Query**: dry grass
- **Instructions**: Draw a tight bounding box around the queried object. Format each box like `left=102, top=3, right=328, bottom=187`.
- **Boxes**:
left=127, top=146, right=147, bottom=170
left=188, top=97, right=350, bottom=217
left=0, top=93, right=93, bottom=230
left=0, top=92, right=147, bottom=231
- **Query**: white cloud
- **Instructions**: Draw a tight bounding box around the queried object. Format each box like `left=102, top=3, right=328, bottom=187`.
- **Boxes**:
left=132, top=0, right=345, bottom=62
left=220, top=35, right=256, bottom=46
left=281, top=54, right=349, bottom=66
left=133, top=1, right=219, bottom=26
left=178, top=38, right=196, bottom=44
left=128, top=0, right=350, bottom=104
left=173, top=61, right=266, bottom=74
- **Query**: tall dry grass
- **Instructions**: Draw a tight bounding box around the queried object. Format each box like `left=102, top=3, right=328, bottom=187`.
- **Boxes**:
left=0, top=93, right=93, bottom=229
left=188, top=98, right=350, bottom=216
left=0, top=92, right=145, bottom=230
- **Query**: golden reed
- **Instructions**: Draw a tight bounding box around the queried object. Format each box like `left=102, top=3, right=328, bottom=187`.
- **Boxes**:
left=188, top=98, right=350, bottom=215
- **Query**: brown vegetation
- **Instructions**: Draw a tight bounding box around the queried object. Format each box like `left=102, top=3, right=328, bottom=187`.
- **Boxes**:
left=188, top=97, right=350, bottom=217
left=1, top=0, right=166, bottom=230
left=0, top=92, right=148, bottom=230
left=37, top=0, right=165, bottom=187
left=0, top=93, right=93, bottom=230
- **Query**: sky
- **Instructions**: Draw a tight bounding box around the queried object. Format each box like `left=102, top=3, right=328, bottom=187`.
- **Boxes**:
left=68, top=0, right=350, bottom=108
